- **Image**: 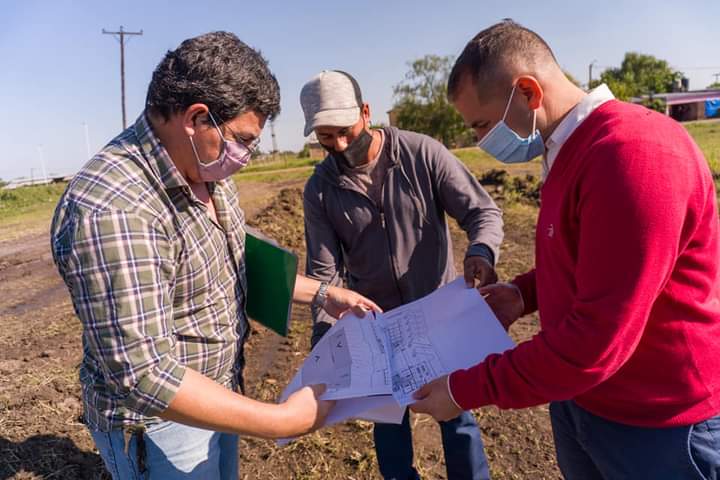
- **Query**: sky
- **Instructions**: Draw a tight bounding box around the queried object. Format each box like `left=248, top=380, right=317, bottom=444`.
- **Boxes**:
left=1, top=0, right=719, bottom=181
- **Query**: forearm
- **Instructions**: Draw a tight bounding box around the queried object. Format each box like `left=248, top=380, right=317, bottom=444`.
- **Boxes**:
left=292, top=274, right=321, bottom=304
left=435, top=151, right=503, bottom=258
left=160, top=368, right=295, bottom=439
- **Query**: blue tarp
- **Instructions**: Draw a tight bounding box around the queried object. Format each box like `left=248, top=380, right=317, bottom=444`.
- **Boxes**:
left=706, top=99, right=720, bottom=118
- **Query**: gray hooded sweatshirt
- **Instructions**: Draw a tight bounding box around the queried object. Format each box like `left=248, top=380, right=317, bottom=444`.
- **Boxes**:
left=303, top=127, right=503, bottom=334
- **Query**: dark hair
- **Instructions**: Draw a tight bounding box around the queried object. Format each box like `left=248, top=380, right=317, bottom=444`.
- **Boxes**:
left=145, top=31, right=280, bottom=123
left=448, top=19, right=557, bottom=100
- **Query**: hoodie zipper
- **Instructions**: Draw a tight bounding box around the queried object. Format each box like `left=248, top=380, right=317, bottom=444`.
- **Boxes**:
left=337, top=171, right=405, bottom=305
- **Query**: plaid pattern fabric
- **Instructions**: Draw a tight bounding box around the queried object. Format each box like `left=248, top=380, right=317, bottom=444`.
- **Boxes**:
left=51, top=113, right=249, bottom=431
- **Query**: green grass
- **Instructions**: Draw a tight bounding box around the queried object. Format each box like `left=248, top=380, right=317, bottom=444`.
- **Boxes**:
left=0, top=183, right=67, bottom=223
left=684, top=120, right=720, bottom=172
left=2, top=119, right=718, bottom=226
left=453, top=147, right=543, bottom=178
left=233, top=166, right=315, bottom=184
left=238, top=155, right=318, bottom=174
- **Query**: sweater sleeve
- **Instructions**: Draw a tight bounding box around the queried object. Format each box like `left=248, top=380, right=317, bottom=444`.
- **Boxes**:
left=449, top=135, right=704, bottom=410
left=429, top=139, right=504, bottom=264
left=303, top=179, right=345, bottom=330
left=512, top=269, right=537, bottom=315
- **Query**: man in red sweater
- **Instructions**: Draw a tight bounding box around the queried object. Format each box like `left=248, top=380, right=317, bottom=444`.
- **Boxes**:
left=411, top=19, right=720, bottom=478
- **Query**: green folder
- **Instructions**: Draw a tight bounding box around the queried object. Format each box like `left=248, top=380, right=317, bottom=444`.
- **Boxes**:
left=244, top=232, right=298, bottom=337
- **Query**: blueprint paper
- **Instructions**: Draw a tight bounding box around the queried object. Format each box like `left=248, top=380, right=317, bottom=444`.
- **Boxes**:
left=278, top=323, right=404, bottom=445
left=325, top=395, right=404, bottom=426
left=278, top=276, right=515, bottom=440
left=287, top=312, right=392, bottom=401
left=381, top=277, right=515, bottom=405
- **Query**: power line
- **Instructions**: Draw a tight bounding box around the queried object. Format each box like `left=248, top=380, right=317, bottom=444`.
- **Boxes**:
left=675, top=66, right=720, bottom=71
left=102, top=26, right=143, bottom=129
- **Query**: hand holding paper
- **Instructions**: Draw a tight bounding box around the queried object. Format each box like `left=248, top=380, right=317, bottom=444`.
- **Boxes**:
left=410, top=375, right=462, bottom=422
left=278, top=277, right=515, bottom=442
left=478, top=282, right=525, bottom=331
left=280, top=384, right=336, bottom=436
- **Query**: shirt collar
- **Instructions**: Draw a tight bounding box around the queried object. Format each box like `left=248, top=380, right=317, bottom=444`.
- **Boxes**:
left=134, top=112, right=190, bottom=191
left=543, top=84, right=615, bottom=176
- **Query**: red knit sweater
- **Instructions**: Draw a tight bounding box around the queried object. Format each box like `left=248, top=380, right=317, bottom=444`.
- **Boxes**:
left=450, top=100, right=720, bottom=427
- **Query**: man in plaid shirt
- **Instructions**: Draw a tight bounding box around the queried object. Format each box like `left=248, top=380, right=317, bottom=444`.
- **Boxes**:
left=51, top=32, right=379, bottom=479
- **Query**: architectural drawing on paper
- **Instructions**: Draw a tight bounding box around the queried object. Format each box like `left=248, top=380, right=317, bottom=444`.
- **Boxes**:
left=383, top=307, right=444, bottom=401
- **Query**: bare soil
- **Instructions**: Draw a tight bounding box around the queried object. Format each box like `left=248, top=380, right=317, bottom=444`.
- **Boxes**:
left=0, top=176, right=560, bottom=479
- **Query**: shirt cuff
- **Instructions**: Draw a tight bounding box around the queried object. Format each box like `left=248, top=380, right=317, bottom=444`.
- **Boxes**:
left=446, top=374, right=463, bottom=411
left=448, top=366, right=491, bottom=411
left=124, top=356, right=187, bottom=418
left=465, top=243, right=495, bottom=266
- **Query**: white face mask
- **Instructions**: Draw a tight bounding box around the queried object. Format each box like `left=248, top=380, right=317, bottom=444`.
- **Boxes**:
left=477, top=84, right=545, bottom=164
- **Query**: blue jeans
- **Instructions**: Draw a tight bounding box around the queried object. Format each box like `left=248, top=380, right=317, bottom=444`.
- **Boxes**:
left=551, top=400, right=720, bottom=479
left=91, top=421, right=239, bottom=479
left=373, top=409, right=490, bottom=479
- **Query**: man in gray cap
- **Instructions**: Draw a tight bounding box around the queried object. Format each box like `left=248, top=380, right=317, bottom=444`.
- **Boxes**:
left=300, top=70, right=503, bottom=480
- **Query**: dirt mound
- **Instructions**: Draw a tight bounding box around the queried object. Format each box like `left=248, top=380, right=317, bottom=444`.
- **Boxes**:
left=478, top=168, right=541, bottom=205
left=246, top=187, right=305, bottom=251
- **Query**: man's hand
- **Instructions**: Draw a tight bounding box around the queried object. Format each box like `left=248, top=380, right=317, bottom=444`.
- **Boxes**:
left=410, top=375, right=463, bottom=422
left=323, top=286, right=382, bottom=318
left=463, top=255, right=498, bottom=288
left=478, top=283, right=524, bottom=330
left=280, top=384, right=335, bottom=437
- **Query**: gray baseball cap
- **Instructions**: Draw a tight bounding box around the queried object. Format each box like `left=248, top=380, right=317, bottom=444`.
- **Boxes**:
left=300, top=70, right=363, bottom=137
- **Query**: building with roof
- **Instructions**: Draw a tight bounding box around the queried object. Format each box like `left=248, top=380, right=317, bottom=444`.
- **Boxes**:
left=631, top=90, right=720, bottom=122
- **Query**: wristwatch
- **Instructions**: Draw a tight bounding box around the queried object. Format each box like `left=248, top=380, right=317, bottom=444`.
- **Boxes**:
left=312, top=281, right=329, bottom=309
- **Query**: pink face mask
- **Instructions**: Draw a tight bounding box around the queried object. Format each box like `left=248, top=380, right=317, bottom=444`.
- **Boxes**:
left=188, top=112, right=256, bottom=182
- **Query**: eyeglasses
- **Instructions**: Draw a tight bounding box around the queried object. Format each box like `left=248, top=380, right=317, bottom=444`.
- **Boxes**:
left=224, top=124, right=261, bottom=152
left=208, top=111, right=261, bottom=152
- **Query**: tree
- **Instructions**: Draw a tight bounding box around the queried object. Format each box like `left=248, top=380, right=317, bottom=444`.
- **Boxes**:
left=298, top=143, right=311, bottom=158
left=708, top=82, right=720, bottom=90
left=392, top=55, right=472, bottom=147
left=591, top=52, right=682, bottom=104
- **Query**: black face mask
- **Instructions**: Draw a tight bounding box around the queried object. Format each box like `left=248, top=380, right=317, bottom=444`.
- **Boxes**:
left=323, top=128, right=373, bottom=168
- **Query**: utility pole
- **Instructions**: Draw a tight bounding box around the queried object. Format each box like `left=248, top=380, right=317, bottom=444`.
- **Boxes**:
left=588, top=60, right=597, bottom=89
left=37, top=145, right=48, bottom=183
left=102, top=26, right=143, bottom=129
left=713, top=72, right=720, bottom=85
left=270, top=121, right=280, bottom=165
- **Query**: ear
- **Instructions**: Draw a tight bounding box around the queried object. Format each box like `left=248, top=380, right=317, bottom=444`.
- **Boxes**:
left=361, top=103, right=371, bottom=123
left=182, top=103, right=209, bottom=136
left=515, top=76, right=543, bottom=110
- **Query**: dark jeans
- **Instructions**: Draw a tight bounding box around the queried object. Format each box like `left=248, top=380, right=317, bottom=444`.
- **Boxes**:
left=550, top=400, right=720, bottom=479
left=374, top=409, right=490, bottom=480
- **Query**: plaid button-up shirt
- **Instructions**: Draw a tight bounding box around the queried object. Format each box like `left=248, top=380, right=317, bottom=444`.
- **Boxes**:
left=51, top=113, right=249, bottom=431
